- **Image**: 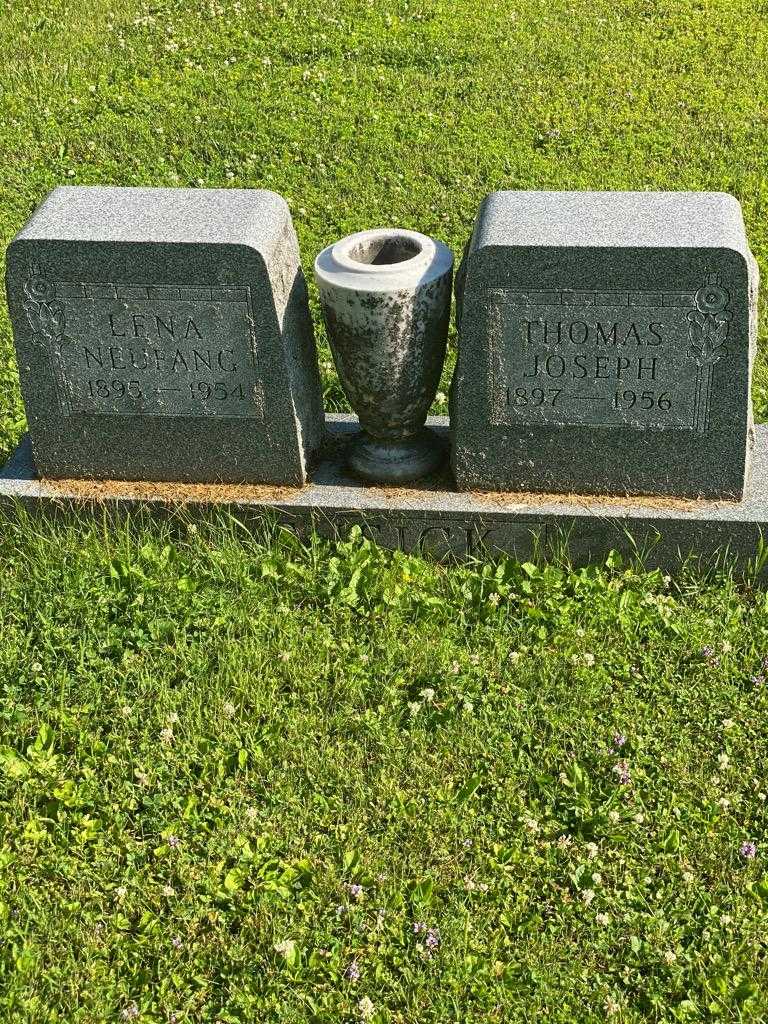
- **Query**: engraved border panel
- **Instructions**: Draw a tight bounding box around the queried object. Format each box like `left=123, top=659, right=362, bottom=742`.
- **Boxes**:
left=487, top=277, right=730, bottom=434
left=22, top=267, right=265, bottom=420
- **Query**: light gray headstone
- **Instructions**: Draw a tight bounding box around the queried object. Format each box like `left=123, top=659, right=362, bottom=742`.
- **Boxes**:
left=452, top=191, right=758, bottom=499
left=6, top=186, right=324, bottom=484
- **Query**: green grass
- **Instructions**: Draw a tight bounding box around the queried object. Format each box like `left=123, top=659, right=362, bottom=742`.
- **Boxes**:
left=2, top=0, right=768, bottom=1020
left=1, top=516, right=768, bottom=1022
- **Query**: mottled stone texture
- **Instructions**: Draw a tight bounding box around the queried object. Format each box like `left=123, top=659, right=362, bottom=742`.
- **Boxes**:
left=6, top=186, right=324, bottom=484
left=452, top=191, right=758, bottom=498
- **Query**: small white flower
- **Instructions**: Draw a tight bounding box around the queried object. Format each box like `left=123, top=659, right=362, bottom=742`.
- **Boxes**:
left=722, top=641, right=732, bottom=653
left=634, top=813, right=644, bottom=823
left=407, top=701, right=421, bottom=716
left=595, top=912, right=610, bottom=926
left=581, top=888, right=596, bottom=905
left=721, top=718, right=735, bottom=730
left=608, top=810, right=620, bottom=824
left=717, top=753, right=729, bottom=768
left=583, top=652, right=595, bottom=666
left=718, top=797, right=730, bottom=809
left=591, top=872, right=602, bottom=885
left=222, top=701, right=236, bottom=718
left=487, top=592, right=500, bottom=606
left=160, top=728, right=174, bottom=745
left=508, top=651, right=521, bottom=664
left=449, top=660, right=460, bottom=675
left=120, top=705, right=133, bottom=717
left=420, top=688, right=436, bottom=703
left=167, top=712, right=180, bottom=725
left=358, top=996, right=376, bottom=1021
left=115, top=885, right=128, bottom=899
left=720, top=914, right=732, bottom=927
left=162, top=885, right=176, bottom=898
left=557, top=834, right=572, bottom=848
left=245, top=806, right=258, bottom=821
left=585, top=842, right=599, bottom=860
left=279, top=651, right=291, bottom=663
left=682, top=871, right=694, bottom=883
left=274, top=938, right=295, bottom=957
left=664, top=949, right=677, bottom=964
left=523, top=817, right=540, bottom=834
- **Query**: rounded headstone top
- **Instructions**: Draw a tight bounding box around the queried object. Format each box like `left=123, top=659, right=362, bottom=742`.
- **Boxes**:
left=472, top=190, right=752, bottom=256
left=10, top=186, right=292, bottom=252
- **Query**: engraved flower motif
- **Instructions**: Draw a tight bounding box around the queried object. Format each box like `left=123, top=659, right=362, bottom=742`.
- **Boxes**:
left=24, top=273, right=56, bottom=303
left=24, top=298, right=66, bottom=341
left=694, top=281, right=729, bottom=314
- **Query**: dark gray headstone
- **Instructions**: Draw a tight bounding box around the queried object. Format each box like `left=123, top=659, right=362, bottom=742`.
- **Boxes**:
left=6, top=186, right=324, bottom=484
left=452, top=191, right=758, bottom=499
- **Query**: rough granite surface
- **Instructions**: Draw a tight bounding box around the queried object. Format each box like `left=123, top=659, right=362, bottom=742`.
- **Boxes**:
left=5, top=186, right=324, bottom=484
left=452, top=191, right=758, bottom=499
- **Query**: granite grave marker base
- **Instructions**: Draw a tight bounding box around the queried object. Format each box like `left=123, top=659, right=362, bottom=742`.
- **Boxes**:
left=2, top=414, right=768, bottom=577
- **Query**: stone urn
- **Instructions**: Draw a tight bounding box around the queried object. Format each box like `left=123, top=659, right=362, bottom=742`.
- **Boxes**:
left=314, top=228, right=453, bottom=483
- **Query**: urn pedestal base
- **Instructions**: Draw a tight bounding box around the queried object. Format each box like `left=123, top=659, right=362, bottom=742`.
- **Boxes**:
left=348, top=427, right=445, bottom=484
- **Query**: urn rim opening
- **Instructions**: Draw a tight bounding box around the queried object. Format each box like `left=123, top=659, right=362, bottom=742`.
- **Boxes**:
left=329, top=228, right=435, bottom=275
left=346, top=234, right=423, bottom=267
